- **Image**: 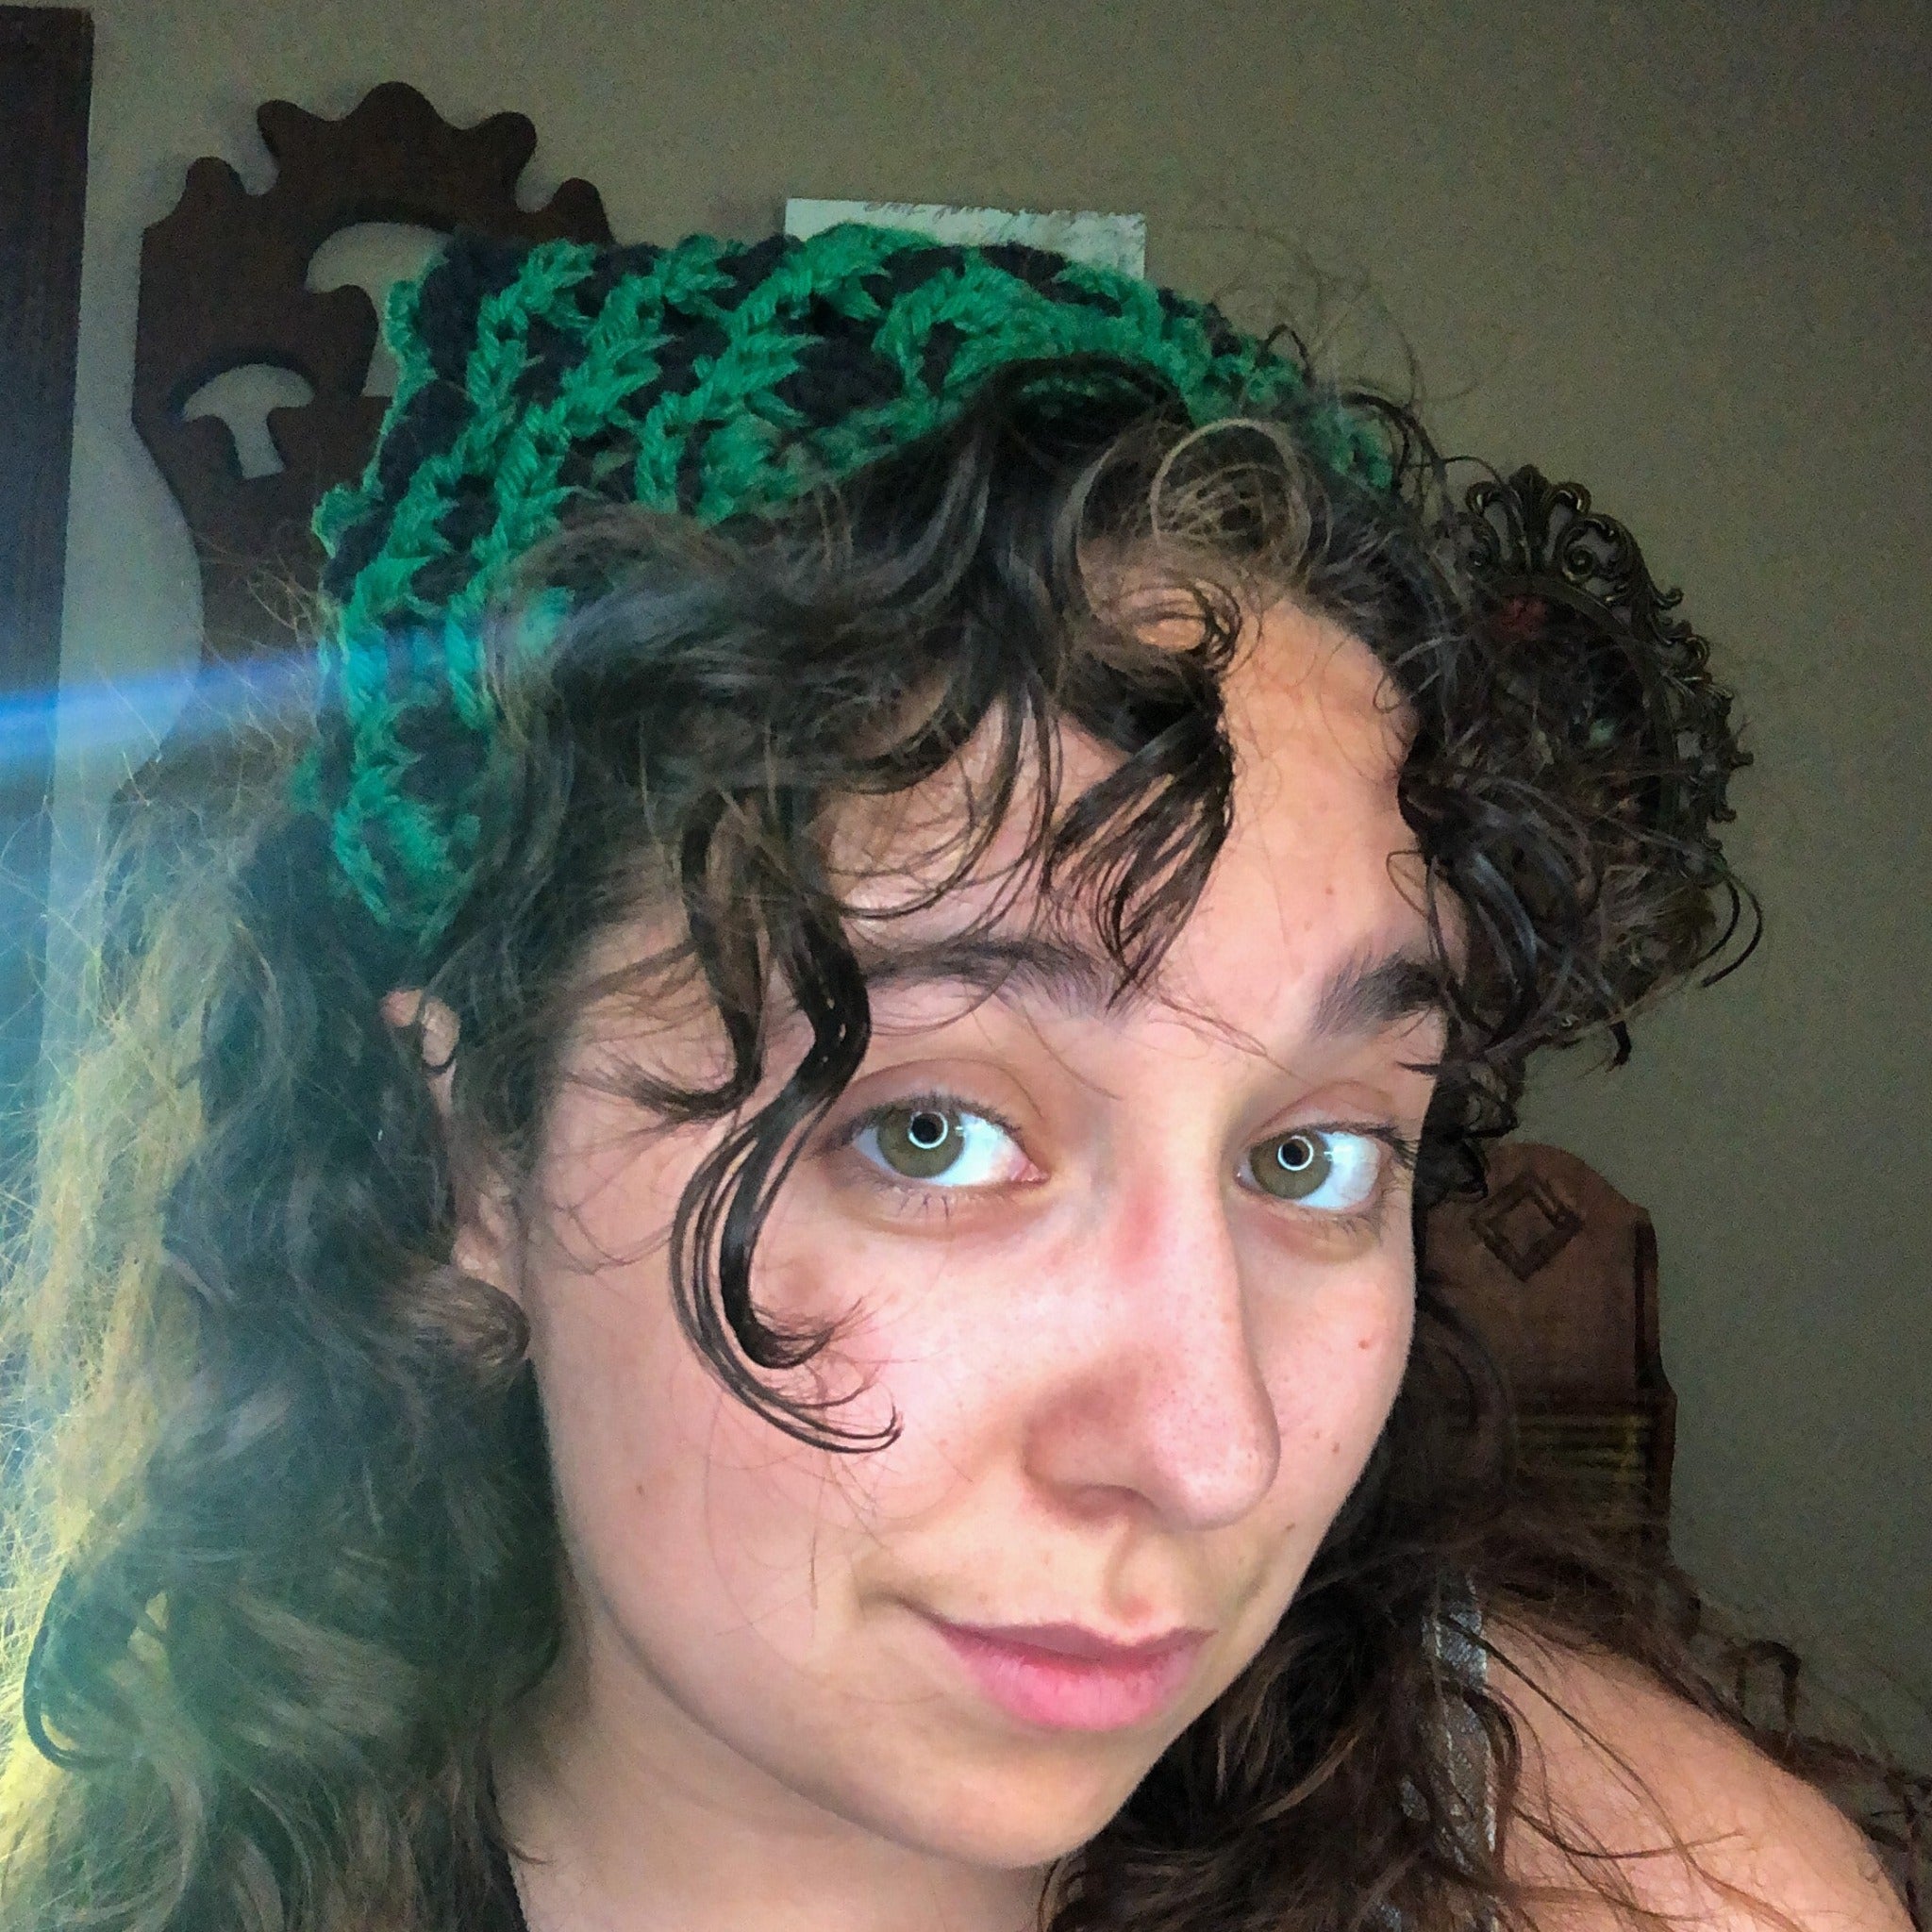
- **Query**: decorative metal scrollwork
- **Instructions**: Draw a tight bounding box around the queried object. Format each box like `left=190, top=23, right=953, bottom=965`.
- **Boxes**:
left=134, top=82, right=612, bottom=659
left=1456, top=464, right=1712, bottom=680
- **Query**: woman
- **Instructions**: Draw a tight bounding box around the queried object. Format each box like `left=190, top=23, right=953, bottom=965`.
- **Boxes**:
left=0, top=224, right=1907, bottom=1932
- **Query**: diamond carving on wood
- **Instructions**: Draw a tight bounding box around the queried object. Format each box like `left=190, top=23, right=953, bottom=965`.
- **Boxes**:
left=1469, top=1168, right=1585, bottom=1281
left=134, top=81, right=612, bottom=659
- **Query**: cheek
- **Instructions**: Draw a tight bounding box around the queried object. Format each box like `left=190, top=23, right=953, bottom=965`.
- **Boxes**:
left=740, top=1205, right=1028, bottom=1513
left=517, top=1112, right=962, bottom=1645
left=525, top=1254, right=868, bottom=1736
left=514, top=1112, right=781, bottom=1613
left=1257, top=1260, right=1416, bottom=1507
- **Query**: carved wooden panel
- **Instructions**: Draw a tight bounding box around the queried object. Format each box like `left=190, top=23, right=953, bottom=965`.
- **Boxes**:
left=1425, top=1141, right=1676, bottom=1538
left=133, top=82, right=612, bottom=659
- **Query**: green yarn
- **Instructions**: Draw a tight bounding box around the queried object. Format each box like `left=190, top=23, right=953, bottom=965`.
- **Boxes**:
left=304, top=221, right=1396, bottom=956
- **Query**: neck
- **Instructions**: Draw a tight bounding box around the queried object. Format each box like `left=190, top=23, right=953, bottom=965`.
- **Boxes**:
left=493, top=1637, right=1055, bottom=1932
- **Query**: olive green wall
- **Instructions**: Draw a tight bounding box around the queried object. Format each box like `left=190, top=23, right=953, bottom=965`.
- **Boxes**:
left=31, top=0, right=1930, bottom=1733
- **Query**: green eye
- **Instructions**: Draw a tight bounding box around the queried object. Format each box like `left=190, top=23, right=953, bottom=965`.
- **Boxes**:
left=849, top=1101, right=1030, bottom=1191
left=1252, top=1130, right=1333, bottom=1201
left=1244, top=1128, right=1388, bottom=1215
left=872, top=1107, right=968, bottom=1180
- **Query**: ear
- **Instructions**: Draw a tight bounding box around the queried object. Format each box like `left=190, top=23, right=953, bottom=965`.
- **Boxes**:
left=381, top=989, right=524, bottom=1306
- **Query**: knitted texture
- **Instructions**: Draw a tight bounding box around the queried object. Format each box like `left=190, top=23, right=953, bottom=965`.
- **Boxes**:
left=303, top=222, right=1393, bottom=954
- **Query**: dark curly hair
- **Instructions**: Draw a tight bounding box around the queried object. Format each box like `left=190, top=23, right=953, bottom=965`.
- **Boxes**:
left=1, top=361, right=1753, bottom=1932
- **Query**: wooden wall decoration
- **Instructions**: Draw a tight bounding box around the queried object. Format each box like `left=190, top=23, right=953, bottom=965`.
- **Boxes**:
left=0, top=7, right=92, bottom=1201
left=133, top=82, right=613, bottom=661
left=1424, top=1141, right=1677, bottom=1539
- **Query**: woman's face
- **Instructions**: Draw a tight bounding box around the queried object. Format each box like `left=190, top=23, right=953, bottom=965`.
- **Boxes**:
left=475, top=600, right=1441, bottom=1873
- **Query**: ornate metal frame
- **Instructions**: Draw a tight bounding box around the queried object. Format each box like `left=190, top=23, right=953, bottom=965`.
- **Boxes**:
left=1457, top=462, right=1709, bottom=664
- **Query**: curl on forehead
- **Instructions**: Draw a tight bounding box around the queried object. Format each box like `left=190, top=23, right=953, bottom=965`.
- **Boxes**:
left=825, top=591, right=1410, bottom=940
left=562, top=550, right=1261, bottom=1042
left=802, top=606, right=1434, bottom=1097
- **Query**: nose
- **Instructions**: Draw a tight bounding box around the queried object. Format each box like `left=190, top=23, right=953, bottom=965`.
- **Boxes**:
left=1020, top=1160, right=1282, bottom=1530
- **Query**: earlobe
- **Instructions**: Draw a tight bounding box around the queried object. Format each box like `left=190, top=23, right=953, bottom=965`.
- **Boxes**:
left=381, top=989, right=525, bottom=1308
left=452, top=1194, right=523, bottom=1308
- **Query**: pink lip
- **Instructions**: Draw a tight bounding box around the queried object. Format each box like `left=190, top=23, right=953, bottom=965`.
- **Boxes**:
left=924, top=1616, right=1208, bottom=1731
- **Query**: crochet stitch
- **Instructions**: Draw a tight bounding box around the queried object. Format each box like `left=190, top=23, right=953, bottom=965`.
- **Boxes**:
left=304, top=221, right=1395, bottom=954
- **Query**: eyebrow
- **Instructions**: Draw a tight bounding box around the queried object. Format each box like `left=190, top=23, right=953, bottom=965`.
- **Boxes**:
left=858, top=932, right=1122, bottom=1017
left=1308, top=948, right=1446, bottom=1041
left=856, top=931, right=1444, bottom=1041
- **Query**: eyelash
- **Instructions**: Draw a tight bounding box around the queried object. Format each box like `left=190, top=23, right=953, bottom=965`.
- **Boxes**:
left=824, top=1090, right=1419, bottom=1232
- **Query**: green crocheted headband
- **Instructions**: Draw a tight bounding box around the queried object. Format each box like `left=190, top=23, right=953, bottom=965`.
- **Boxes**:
left=302, top=221, right=1394, bottom=956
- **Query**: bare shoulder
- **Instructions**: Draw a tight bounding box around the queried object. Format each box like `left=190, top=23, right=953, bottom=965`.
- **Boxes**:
left=1489, top=1622, right=1912, bottom=1932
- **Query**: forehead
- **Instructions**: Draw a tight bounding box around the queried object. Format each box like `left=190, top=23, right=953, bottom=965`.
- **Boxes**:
left=832, top=599, right=1425, bottom=1029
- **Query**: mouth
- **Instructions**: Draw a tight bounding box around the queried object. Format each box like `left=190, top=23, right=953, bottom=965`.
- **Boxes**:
left=919, top=1614, right=1209, bottom=1732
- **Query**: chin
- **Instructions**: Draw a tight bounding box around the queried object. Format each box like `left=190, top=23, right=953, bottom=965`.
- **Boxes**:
left=850, top=1741, right=1158, bottom=1871
left=904, top=1805, right=1120, bottom=1873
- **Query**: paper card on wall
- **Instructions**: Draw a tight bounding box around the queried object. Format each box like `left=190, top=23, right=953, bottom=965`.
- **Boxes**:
left=783, top=199, right=1146, bottom=279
